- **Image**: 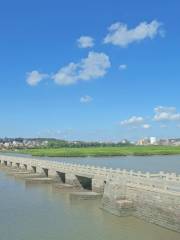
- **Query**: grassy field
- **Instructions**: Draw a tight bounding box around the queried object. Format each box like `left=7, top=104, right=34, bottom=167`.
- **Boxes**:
left=17, top=146, right=180, bottom=157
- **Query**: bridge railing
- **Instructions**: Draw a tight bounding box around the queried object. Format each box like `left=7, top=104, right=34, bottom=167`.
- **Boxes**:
left=0, top=155, right=180, bottom=183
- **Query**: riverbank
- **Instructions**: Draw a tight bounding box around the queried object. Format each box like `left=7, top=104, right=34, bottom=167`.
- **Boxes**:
left=12, top=146, right=180, bottom=157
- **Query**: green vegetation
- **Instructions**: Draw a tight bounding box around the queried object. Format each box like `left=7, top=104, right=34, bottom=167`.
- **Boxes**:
left=18, top=146, right=180, bottom=157
left=46, top=139, right=132, bottom=148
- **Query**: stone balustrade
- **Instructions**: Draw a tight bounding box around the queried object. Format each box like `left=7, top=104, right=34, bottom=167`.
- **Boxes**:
left=0, top=155, right=180, bottom=192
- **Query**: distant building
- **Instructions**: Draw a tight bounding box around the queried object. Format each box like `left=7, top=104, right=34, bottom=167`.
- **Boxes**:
left=4, top=142, right=10, bottom=148
left=150, top=137, right=157, bottom=145
left=137, top=137, right=180, bottom=146
left=168, top=138, right=180, bottom=146
left=137, top=138, right=150, bottom=145
left=137, top=137, right=158, bottom=146
left=158, top=139, right=169, bottom=146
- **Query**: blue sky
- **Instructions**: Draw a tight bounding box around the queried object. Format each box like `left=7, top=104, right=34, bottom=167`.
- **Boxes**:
left=0, top=0, right=180, bottom=141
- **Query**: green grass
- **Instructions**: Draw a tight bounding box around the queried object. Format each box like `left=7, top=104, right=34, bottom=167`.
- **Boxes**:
left=17, top=146, right=180, bottom=157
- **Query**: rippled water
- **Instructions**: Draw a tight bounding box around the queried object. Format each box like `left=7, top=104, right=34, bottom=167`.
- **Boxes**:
left=0, top=171, right=180, bottom=240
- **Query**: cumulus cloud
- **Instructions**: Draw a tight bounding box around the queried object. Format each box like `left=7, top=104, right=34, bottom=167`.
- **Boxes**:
left=80, top=95, right=93, bottom=103
left=53, top=51, right=111, bottom=85
left=104, top=20, right=163, bottom=47
left=121, top=116, right=144, bottom=126
left=154, top=106, right=180, bottom=121
left=77, top=36, right=94, bottom=48
left=26, top=70, right=48, bottom=86
left=119, top=64, right=127, bottom=70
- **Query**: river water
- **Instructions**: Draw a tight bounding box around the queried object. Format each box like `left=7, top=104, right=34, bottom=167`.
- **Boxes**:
left=0, top=153, right=180, bottom=239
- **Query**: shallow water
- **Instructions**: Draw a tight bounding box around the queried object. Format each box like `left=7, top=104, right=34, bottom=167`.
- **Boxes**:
left=0, top=171, right=180, bottom=240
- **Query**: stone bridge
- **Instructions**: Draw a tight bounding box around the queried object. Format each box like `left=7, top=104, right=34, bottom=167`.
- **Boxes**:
left=0, top=155, right=180, bottom=232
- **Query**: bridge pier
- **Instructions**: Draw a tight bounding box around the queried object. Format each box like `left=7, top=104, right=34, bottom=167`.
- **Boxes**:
left=31, top=166, right=45, bottom=174
left=48, top=169, right=61, bottom=180
left=1, top=160, right=8, bottom=166
left=102, top=178, right=180, bottom=232
left=65, top=173, right=81, bottom=187
left=8, top=161, right=13, bottom=167
left=92, top=177, right=106, bottom=193
left=16, top=163, right=20, bottom=168
left=9, top=161, right=17, bottom=168
left=56, top=171, right=66, bottom=183
left=18, top=163, right=27, bottom=170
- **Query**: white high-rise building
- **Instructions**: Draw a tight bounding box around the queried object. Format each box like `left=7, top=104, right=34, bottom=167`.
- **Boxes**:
left=150, top=137, right=157, bottom=145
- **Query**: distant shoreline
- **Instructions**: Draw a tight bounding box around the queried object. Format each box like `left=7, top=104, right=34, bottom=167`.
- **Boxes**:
left=8, top=146, right=180, bottom=158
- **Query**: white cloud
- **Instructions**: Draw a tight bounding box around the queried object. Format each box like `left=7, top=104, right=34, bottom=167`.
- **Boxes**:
left=80, top=95, right=93, bottom=103
left=142, top=124, right=151, bottom=129
left=53, top=51, right=111, bottom=85
left=53, top=63, right=78, bottom=85
left=104, top=20, right=163, bottom=47
left=121, top=116, right=144, bottom=126
left=119, top=64, right=127, bottom=70
left=77, top=36, right=94, bottom=48
left=154, top=106, right=180, bottom=121
left=26, top=71, right=48, bottom=86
